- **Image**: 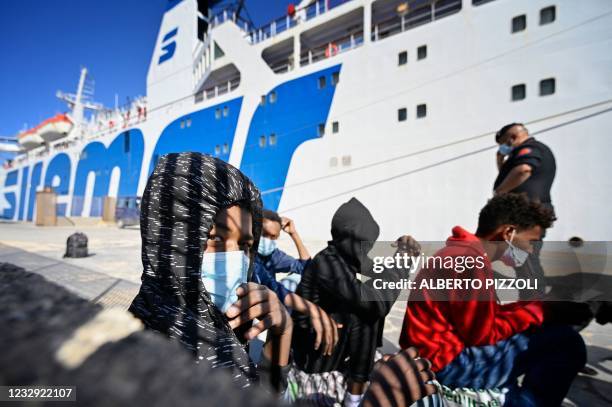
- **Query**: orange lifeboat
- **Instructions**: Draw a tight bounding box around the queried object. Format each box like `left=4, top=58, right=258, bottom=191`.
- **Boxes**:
left=17, top=128, right=44, bottom=150
left=17, top=113, right=73, bottom=150
left=37, top=113, right=73, bottom=143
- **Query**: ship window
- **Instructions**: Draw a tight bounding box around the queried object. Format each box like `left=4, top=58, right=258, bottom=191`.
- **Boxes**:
left=398, top=51, right=408, bottom=66
left=214, top=145, right=221, bottom=155
left=215, top=108, right=221, bottom=119
left=342, top=155, right=352, bottom=166
left=332, top=121, right=339, bottom=133
left=318, top=123, right=325, bottom=137
left=259, top=135, right=266, bottom=148
left=416, top=104, right=427, bottom=118
left=186, top=118, right=192, bottom=127
left=417, top=45, right=427, bottom=60
left=180, top=120, right=185, bottom=129
left=269, top=133, right=277, bottom=145
left=511, top=84, right=526, bottom=101
left=222, top=143, right=229, bottom=154
left=318, top=76, right=326, bottom=89
left=269, top=91, right=277, bottom=104
left=512, top=15, right=526, bottom=33
left=332, top=72, right=339, bottom=86
left=329, top=157, right=338, bottom=167
left=223, top=106, right=229, bottom=117
left=398, top=108, right=407, bottom=122
left=260, top=95, right=266, bottom=106
left=539, top=78, right=555, bottom=96
left=540, top=6, right=556, bottom=25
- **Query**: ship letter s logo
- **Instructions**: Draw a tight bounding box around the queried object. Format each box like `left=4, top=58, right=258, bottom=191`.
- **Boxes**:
left=158, top=27, right=178, bottom=65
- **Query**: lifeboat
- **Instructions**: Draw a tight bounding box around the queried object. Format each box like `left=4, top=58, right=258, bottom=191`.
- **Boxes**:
left=17, top=128, right=44, bottom=150
left=17, top=113, right=73, bottom=150
left=37, top=113, right=73, bottom=142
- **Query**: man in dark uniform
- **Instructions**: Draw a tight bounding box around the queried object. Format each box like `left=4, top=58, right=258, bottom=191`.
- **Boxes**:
left=494, top=123, right=556, bottom=298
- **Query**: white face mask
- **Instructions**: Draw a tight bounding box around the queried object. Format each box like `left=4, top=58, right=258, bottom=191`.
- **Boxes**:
left=501, top=230, right=530, bottom=267
left=257, top=237, right=277, bottom=256
left=201, top=251, right=250, bottom=312
left=498, top=144, right=513, bottom=156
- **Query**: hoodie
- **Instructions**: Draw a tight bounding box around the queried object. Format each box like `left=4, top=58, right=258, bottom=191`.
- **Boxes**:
left=129, top=152, right=262, bottom=388
left=296, top=197, right=402, bottom=326
left=399, top=226, right=544, bottom=372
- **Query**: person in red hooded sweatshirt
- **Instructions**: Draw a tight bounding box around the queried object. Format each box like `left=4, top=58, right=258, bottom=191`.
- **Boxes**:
left=400, top=193, right=586, bottom=407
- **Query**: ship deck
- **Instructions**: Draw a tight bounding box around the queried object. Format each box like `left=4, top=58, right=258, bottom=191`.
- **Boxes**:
left=0, top=220, right=610, bottom=406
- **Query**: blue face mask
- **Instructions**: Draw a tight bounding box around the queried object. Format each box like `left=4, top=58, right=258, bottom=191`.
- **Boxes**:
left=498, top=144, right=513, bottom=156
left=258, top=237, right=277, bottom=256
left=500, top=230, right=530, bottom=268
left=201, top=251, right=250, bottom=312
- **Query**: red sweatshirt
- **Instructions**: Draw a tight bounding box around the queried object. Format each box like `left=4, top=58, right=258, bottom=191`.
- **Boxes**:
left=399, top=226, right=544, bottom=372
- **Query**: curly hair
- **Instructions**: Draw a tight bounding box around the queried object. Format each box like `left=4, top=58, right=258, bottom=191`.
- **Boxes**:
left=261, top=209, right=282, bottom=225
left=476, top=193, right=556, bottom=236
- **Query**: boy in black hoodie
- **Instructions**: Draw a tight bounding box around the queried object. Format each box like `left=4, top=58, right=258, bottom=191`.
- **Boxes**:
left=292, top=197, right=419, bottom=406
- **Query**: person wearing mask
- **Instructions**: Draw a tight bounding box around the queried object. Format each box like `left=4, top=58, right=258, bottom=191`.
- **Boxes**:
left=400, top=193, right=586, bottom=406
left=254, top=209, right=341, bottom=356
left=256, top=209, right=310, bottom=292
left=129, top=152, right=292, bottom=392
left=127, top=153, right=436, bottom=405
left=293, top=197, right=420, bottom=407
left=494, top=123, right=556, bottom=297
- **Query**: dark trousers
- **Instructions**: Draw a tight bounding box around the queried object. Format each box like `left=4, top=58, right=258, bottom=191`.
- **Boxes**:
left=292, top=313, right=381, bottom=382
left=436, top=325, right=586, bottom=407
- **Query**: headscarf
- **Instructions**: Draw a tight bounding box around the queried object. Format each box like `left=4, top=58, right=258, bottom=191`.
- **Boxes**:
left=129, top=152, right=262, bottom=387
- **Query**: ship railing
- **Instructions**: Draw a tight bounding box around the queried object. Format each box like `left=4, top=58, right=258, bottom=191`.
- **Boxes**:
left=195, top=76, right=241, bottom=103
left=246, top=0, right=353, bottom=45
left=300, top=31, right=364, bottom=67
left=372, top=0, right=462, bottom=42
left=271, top=61, right=293, bottom=74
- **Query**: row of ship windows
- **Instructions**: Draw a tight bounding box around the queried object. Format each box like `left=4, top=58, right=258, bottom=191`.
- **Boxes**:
left=213, top=143, right=230, bottom=156
left=512, top=78, right=556, bottom=101
left=398, top=104, right=427, bottom=122
left=398, top=45, right=427, bottom=66
left=256, top=119, right=341, bottom=149
left=512, top=6, right=556, bottom=33
left=257, top=71, right=340, bottom=108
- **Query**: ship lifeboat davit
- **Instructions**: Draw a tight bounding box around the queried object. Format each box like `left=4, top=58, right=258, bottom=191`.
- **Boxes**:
left=37, top=113, right=73, bottom=142
left=17, top=113, right=73, bottom=150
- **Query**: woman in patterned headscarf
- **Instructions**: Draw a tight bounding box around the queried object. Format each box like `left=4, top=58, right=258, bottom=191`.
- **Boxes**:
left=129, top=152, right=292, bottom=391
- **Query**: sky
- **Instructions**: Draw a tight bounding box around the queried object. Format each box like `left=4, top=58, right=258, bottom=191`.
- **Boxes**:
left=0, top=0, right=293, bottom=161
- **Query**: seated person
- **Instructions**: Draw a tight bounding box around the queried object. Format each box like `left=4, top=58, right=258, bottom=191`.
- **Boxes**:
left=292, top=197, right=419, bottom=407
left=128, top=153, right=435, bottom=405
left=254, top=209, right=341, bottom=356
left=129, top=152, right=292, bottom=391
left=400, top=193, right=586, bottom=406
left=256, top=209, right=310, bottom=292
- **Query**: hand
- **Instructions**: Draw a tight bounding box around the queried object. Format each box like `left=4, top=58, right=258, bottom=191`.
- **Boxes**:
left=280, top=216, right=296, bottom=236
left=363, top=347, right=437, bottom=407
left=307, top=302, right=342, bottom=356
left=393, top=235, right=421, bottom=257
left=225, top=283, right=293, bottom=340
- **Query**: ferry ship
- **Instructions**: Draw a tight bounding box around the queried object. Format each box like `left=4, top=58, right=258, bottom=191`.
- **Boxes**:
left=1, top=0, right=611, bottom=242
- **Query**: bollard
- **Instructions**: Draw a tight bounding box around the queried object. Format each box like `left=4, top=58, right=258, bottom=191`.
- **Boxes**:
left=64, top=232, right=88, bottom=258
